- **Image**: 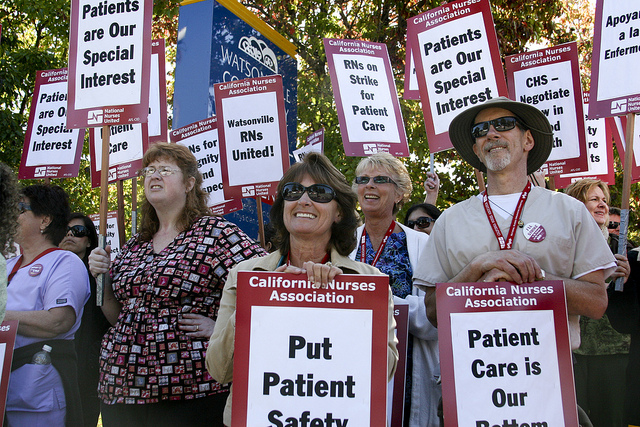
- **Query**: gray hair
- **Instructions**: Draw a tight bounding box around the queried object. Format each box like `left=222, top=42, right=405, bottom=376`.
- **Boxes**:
left=353, top=152, right=412, bottom=214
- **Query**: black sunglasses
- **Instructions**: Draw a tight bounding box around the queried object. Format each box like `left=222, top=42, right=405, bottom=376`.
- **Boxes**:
left=608, top=221, right=620, bottom=229
left=281, top=182, right=336, bottom=203
left=67, top=224, right=90, bottom=238
left=354, top=176, right=396, bottom=185
left=471, top=116, right=522, bottom=138
left=407, top=216, right=436, bottom=229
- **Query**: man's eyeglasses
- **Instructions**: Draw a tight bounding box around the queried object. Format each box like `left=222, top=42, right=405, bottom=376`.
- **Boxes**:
left=139, top=166, right=181, bottom=177
left=407, top=216, right=436, bottom=229
left=471, top=116, right=522, bottom=138
left=282, top=182, right=336, bottom=203
left=354, top=176, right=396, bottom=185
left=67, top=225, right=90, bottom=238
left=18, top=202, right=31, bottom=214
left=608, top=221, right=620, bottom=230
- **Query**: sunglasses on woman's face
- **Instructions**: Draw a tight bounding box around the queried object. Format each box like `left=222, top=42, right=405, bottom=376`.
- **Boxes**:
left=67, top=225, right=89, bottom=238
left=281, top=182, right=336, bottom=203
left=407, top=216, right=435, bottom=229
left=471, top=116, right=521, bottom=138
left=354, top=175, right=396, bottom=185
left=608, top=221, right=620, bottom=230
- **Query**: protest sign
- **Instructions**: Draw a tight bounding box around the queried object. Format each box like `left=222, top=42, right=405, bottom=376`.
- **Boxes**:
left=388, top=301, right=409, bottom=427
left=589, top=0, right=640, bottom=118
left=437, top=281, right=578, bottom=427
left=233, top=271, right=390, bottom=426
left=324, top=38, right=409, bottom=157
left=403, top=40, right=420, bottom=100
left=90, top=211, right=121, bottom=261
left=292, top=129, right=324, bottom=163
left=506, top=42, right=588, bottom=175
left=611, top=115, right=640, bottom=183
left=67, top=0, right=153, bottom=128
left=554, top=92, right=615, bottom=188
left=170, top=117, right=242, bottom=215
left=19, top=68, right=84, bottom=179
left=149, top=39, right=169, bottom=143
left=407, top=0, right=507, bottom=153
left=0, top=321, right=18, bottom=422
left=214, top=75, right=289, bottom=200
left=89, top=123, right=148, bottom=187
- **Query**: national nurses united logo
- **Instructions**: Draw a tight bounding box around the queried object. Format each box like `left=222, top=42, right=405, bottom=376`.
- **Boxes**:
left=238, top=36, right=278, bottom=74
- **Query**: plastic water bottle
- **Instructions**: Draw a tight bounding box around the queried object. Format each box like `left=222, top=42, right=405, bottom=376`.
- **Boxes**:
left=31, top=344, right=52, bottom=365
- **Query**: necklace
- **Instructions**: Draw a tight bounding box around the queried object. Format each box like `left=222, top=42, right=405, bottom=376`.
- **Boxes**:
left=489, top=200, right=525, bottom=228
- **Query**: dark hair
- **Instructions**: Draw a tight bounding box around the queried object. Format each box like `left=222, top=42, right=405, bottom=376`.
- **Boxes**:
left=404, top=203, right=442, bottom=225
left=270, top=153, right=359, bottom=256
left=609, top=207, right=621, bottom=216
left=139, top=143, right=211, bottom=241
left=262, top=221, right=277, bottom=253
left=22, top=185, right=70, bottom=246
left=68, top=212, right=99, bottom=264
left=0, top=163, right=20, bottom=256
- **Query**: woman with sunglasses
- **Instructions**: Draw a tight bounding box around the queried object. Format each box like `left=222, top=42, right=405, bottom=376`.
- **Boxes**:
left=404, top=203, right=442, bottom=236
left=5, top=185, right=90, bottom=426
left=88, top=143, right=265, bottom=426
left=350, top=152, right=440, bottom=427
left=207, top=153, right=398, bottom=426
left=60, top=214, right=110, bottom=427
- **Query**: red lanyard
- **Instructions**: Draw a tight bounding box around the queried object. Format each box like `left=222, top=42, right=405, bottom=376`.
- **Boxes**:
left=482, top=182, right=532, bottom=250
left=360, top=221, right=396, bottom=266
left=7, top=248, right=61, bottom=284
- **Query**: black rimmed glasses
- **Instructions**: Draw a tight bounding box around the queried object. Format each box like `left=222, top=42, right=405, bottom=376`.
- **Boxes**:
left=281, top=182, right=336, bottom=203
left=18, top=201, right=31, bottom=214
left=67, top=225, right=90, bottom=238
left=471, top=116, right=523, bottom=138
left=354, top=175, right=396, bottom=185
left=139, top=166, right=181, bottom=177
left=407, top=216, right=436, bottom=229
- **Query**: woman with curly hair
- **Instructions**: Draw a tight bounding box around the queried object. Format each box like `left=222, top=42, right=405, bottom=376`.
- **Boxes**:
left=0, top=162, right=20, bottom=323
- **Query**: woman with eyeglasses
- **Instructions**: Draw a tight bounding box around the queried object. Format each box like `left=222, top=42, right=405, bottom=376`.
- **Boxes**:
left=565, top=178, right=633, bottom=427
left=59, top=213, right=110, bottom=427
left=5, top=185, right=90, bottom=426
left=206, top=153, right=398, bottom=426
left=349, top=152, right=440, bottom=427
left=88, top=143, right=265, bottom=426
left=404, top=203, right=442, bottom=236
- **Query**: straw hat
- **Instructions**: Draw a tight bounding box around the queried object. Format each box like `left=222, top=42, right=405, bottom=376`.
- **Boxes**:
left=448, top=97, right=554, bottom=175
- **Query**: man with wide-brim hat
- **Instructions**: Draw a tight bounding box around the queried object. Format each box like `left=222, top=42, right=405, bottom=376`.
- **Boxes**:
left=413, top=96, right=616, bottom=342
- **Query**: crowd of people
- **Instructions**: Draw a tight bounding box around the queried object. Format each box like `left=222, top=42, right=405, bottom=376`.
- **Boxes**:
left=0, top=98, right=637, bottom=427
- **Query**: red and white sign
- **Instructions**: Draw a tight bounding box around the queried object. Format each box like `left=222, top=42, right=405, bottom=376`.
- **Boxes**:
left=0, top=321, right=19, bottom=421
left=292, top=128, right=325, bottom=163
left=89, top=123, right=148, bottom=187
left=90, top=211, right=121, bottom=261
left=611, top=115, right=640, bottom=183
left=233, top=271, right=390, bottom=426
left=589, top=0, right=640, bottom=118
left=388, top=301, right=409, bottom=427
left=324, top=39, right=409, bottom=157
left=407, top=0, right=507, bottom=153
left=506, top=42, right=588, bottom=176
left=214, top=76, right=289, bottom=200
left=19, top=68, right=84, bottom=179
left=67, top=0, right=153, bottom=128
left=170, top=117, right=241, bottom=216
left=149, top=39, right=169, bottom=143
left=436, top=281, right=578, bottom=427
left=554, top=92, right=615, bottom=188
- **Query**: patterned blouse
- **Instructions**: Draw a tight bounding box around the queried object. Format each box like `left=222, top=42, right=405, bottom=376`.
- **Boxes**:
left=98, top=216, right=265, bottom=404
left=357, top=231, right=413, bottom=298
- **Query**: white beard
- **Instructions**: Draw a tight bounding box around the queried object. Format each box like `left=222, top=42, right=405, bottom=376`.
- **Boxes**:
left=483, top=149, right=511, bottom=172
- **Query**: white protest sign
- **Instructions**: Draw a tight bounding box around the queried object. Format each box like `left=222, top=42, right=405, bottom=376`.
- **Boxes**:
left=407, top=0, right=507, bottom=153
left=589, top=0, right=640, bottom=118
left=214, top=76, right=289, bottom=200
left=67, top=0, right=153, bottom=128
left=19, top=68, right=84, bottom=179
left=506, top=42, right=588, bottom=175
left=90, top=211, right=121, bottom=261
left=233, top=272, right=390, bottom=426
left=324, top=39, right=409, bottom=157
left=437, top=281, right=578, bottom=426
left=89, top=124, right=148, bottom=186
